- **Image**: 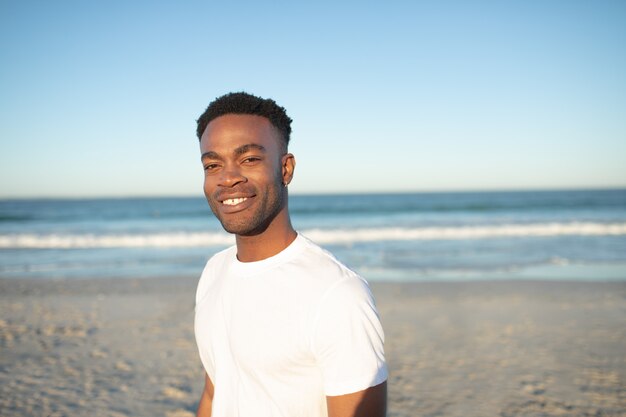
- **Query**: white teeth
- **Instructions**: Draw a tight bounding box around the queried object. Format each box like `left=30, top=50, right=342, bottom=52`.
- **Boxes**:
left=222, top=198, right=248, bottom=206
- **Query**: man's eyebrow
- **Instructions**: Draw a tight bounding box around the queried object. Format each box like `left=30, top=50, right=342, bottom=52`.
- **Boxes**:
left=201, top=144, right=266, bottom=161
left=234, top=144, right=266, bottom=156
left=200, top=151, right=222, bottom=161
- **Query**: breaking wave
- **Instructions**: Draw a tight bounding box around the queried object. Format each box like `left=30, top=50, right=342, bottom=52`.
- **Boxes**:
left=1, top=222, right=625, bottom=249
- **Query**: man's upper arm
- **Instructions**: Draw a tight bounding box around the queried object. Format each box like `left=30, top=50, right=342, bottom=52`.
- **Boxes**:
left=313, top=277, right=388, bottom=396
left=196, top=373, right=214, bottom=417
left=326, top=381, right=387, bottom=417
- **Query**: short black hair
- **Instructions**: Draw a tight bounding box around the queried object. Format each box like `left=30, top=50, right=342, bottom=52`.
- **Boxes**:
left=196, top=92, right=292, bottom=148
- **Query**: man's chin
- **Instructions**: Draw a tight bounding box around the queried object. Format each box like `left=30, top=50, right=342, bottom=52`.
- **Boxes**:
left=220, top=220, right=267, bottom=237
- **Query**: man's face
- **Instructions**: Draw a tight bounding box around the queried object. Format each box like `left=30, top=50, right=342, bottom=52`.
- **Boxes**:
left=199, top=114, right=293, bottom=236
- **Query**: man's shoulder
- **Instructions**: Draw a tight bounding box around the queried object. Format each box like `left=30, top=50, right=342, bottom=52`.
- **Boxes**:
left=195, top=245, right=236, bottom=304
left=295, top=234, right=363, bottom=283
left=200, top=244, right=236, bottom=280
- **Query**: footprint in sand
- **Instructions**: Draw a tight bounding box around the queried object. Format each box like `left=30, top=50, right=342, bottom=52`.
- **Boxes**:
left=90, top=348, right=108, bottom=359
left=115, top=360, right=133, bottom=372
left=520, top=378, right=546, bottom=396
left=501, top=399, right=577, bottom=417
left=162, top=386, right=190, bottom=399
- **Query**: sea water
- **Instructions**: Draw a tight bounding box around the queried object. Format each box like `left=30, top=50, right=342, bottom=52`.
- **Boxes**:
left=1, top=189, right=625, bottom=281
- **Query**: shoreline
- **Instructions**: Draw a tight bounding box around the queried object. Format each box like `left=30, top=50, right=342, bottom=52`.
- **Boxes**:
left=1, top=278, right=625, bottom=416
left=4, top=258, right=626, bottom=283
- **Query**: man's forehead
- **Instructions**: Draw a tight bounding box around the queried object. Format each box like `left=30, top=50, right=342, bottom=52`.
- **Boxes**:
left=200, top=114, right=281, bottom=149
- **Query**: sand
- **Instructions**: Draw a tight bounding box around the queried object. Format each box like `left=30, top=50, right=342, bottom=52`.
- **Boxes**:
left=1, top=277, right=625, bottom=416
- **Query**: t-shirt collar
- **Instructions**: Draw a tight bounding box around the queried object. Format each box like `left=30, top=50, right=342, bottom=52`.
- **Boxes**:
left=230, top=233, right=306, bottom=276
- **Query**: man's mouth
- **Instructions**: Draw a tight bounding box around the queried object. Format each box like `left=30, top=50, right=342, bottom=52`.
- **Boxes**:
left=222, top=197, right=248, bottom=206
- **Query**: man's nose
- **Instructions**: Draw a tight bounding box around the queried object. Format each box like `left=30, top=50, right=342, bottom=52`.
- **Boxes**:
left=218, top=165, right=246, bottom=187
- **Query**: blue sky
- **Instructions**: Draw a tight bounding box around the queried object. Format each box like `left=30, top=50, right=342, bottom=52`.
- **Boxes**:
left=1, top=0, right=625, bottom=198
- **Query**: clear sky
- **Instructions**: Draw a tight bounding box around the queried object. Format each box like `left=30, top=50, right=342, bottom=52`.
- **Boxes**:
left=1, top=0, right=625, bottom=198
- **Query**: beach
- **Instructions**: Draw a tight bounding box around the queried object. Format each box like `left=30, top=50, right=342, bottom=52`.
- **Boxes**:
left=1, top=277, right=624, bottom=416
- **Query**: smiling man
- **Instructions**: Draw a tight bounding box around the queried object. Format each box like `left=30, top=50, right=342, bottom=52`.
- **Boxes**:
left=194, top=92, right=388, bottom=417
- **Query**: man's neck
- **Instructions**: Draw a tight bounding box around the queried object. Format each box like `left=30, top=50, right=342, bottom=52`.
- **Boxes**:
left=235, top=211, right=297, bottom=263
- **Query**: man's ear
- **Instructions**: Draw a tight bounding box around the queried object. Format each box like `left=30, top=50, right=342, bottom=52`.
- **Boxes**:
left=282, top=153, right=296, bottom=186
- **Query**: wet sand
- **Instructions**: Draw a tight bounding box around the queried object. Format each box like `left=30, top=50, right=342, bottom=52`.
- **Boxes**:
left=1, top=277, right=625, bottom=416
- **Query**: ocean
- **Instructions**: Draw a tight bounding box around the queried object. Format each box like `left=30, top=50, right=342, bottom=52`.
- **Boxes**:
left=1, top=189, right=625, bottom=281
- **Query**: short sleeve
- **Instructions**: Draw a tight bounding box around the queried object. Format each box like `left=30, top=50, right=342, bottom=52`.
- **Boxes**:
left=311, top=276, right=388, bottom=396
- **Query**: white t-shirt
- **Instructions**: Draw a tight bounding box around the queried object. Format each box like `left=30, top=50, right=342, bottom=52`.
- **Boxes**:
left=194, top=233, right=388, bottom=417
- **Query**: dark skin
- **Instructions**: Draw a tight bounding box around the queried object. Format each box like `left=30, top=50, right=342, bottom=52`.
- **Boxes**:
left=197, top=114, right=387, bottom=417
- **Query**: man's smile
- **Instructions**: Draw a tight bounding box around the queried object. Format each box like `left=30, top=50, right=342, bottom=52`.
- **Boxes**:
left=223, top=197, right=248, bottom=206
left=214, top=193, right=256, bottom=215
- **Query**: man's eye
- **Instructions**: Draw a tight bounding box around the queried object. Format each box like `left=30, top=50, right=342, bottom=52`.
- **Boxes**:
left=243, top=157, right=261, bottom=164
left=204, top=163, right=219, bottom=171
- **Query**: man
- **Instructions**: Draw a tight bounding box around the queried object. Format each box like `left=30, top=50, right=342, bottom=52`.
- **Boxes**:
left=194, top=92, right=388, bottom=417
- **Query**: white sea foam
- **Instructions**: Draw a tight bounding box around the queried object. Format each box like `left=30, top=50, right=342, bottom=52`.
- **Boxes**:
left=1, top=222, right=625, bottom=249
left=0, top=232, right=235, bottom=249
left=305, top=222, right=626, bottom=244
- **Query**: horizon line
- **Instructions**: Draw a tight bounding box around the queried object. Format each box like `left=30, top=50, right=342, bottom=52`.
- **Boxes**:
left=1, top=185, right=625, bottom=201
